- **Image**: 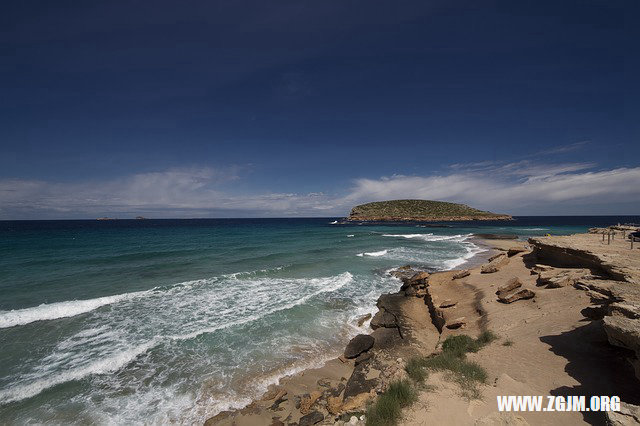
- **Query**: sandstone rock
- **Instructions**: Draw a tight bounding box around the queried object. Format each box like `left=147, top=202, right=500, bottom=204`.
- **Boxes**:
left=327, top=396, right=343, bottom=415
left=390, top=265, right=418, bottom=281
left=262, top=386, right=286, bottom=401
left=439, top=299, right=457, bottom=308
left=498, top=289, right=535, bottom=304
left=609, top=302, right=640, bottom=319
left=603, top=315, right=640, bottom=355
left=329, top=382, right=345, bottom=397
left=452, top=269, right=470, bottom=279
left=299, top=391, right=322, bottom=414
left=344, top=362, right=378, bottom=399
left=269, top=392, right=288, bottom=410
left=488, top=252, right=506, bottom=262
left=408, top=271, right=430, bottom=284
left=537, top=268, right=591, bottom=288
left=269, top=417, right=284, bottom=426
left=298, top=410, right=324, bottom=426
left=605, top=402, right=640, bottom=425
left=415, top=289, right=427, bottom=297
left=404, top=286, right=417, bottom=296
left=481, top=264, right=500, bottom=274
left=507, top=247, right=527, bottom=257
left=370, top=310, right=397, bottom=329
left=354, top=351, right=372, bottom=366
left=446, top=317, right=466, bottom=329
left=344, top=334, right=375, bottom=359
left=496, top=278, right=522, bottom=298
left=482, top=255, right=509, bottom=274
left=341, top=392, right=374, bottom=412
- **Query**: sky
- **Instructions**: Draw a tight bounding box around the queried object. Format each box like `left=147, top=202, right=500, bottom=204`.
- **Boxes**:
left=0, top=0, right=638, bottom=219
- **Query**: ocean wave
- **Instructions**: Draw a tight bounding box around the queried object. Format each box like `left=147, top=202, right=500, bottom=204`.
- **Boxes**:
left=0, top=291, right=151, bottom=329
left=347, top=234, right=355, bottom=237
left=165, top=272, right=353, bottom=342
left=356, top=250, right=388, bottom=257
left=0, top=265, right=301, bottom=329
left=382, top=233, right=470, bottom=242
left=0, top=341, right=157, bottom=404
left=443, top=242, right=486, bottom=270
left=0, top=272, right=354, bottom=405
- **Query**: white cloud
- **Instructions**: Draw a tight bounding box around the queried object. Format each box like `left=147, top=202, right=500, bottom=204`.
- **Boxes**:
left=1, top=163, right=639, bottom=218
left=341, top=165, right=640, bottom=214
left=0, top=167, right=334, bottom=218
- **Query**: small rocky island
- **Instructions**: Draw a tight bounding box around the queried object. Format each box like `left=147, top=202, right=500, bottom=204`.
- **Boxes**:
left=347, top=199, right=512, bottom=222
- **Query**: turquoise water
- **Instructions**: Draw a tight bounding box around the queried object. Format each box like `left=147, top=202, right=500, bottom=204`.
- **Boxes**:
left=0, top=217, right=634, bottom=424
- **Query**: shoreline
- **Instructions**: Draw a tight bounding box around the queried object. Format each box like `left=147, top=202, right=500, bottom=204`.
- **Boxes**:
left=203, top=233, right=502, bottom=425
left=205, top=230, right=640, bottom=425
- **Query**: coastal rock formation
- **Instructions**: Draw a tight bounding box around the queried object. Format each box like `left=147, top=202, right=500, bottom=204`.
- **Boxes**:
left=536, top=268, right=592, bottom=288
left=507, top=246, right=528, bottom=257
left=530, top=235, right=640, bottom=381
left=481, top=254, right=509, bottom=274
left=452, top=269, right=470, bottom=279
left=496, top=278, right=535, bottom=304
left=298, top=410, right=323, bottom=426
left=344, top=334, right=375, bottom=359
left=498, top=289, right=535, bottom=304
left=347, top=199, right=511, bottom=222
left=529, top=235, right=639, bottom=283
left=370, top=310, right=397, bottom=329
left=606, top=402, right=640, bottom=425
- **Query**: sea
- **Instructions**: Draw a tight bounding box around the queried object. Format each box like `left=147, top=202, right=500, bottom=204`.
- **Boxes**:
left=1, top=216, right=638, bottom=424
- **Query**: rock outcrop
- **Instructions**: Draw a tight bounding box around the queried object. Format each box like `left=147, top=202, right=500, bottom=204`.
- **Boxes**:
left=530, top=235, right=640, bottom=382
left=344, top=335, right=375, bottom=359
left=481, top=253, right=509, bottom=274
left=496, top=278, right=535, bottom=304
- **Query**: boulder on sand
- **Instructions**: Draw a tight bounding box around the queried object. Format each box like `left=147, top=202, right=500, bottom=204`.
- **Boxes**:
left=452, top=269, right=470, bottom=279
left=344, top=334, right=375, bottom=359
left=496, top=278, right=522, bottom=298
left=498, top=289, right=535, bottom=304
left=536, top=268, right=591, bottom=288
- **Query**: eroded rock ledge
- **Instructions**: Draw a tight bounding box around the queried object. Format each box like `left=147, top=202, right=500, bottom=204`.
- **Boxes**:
left=529, top=235, right=640, bottom=383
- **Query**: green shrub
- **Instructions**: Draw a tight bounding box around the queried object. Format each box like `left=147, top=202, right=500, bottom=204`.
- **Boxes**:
left=366, top=380, right=417, bottom=426
left=441, top=334, right=480, bottom=356
left=476, top=330, right=498, bottom=345
left=405, top=357, right=428, bottom=383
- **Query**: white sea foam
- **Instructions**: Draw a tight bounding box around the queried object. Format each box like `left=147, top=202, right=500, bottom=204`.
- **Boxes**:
left=347, top=234, right=355, bottom=237
left=382, top=233, right=470, bottom=242
left=0, top=272, right=354, bottom=405
left=0, top=341, right=156, bottom=404
left=356, top=249, right=388, bottom=257
left=443, top=242, right=486, bottom=269
left=0, top=291, right=151, bottom=329
left=330, top=220, right=338, bottom=224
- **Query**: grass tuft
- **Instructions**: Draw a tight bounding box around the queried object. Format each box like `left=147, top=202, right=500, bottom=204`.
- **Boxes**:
left=366, top=380, right=417, bottom=426
left=441, top=335, right=480, bottom=356
left=476, top=330, right=498, bottom=345
left=373, top=332, right=497, bottom=425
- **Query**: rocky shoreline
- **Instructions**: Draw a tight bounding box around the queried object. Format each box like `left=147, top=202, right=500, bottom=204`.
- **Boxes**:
left=205, top=230, right=640, bottom=426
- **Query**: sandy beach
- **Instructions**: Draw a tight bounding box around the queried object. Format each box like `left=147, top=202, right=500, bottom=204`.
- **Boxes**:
left=206, top=228, right=640, bottom=426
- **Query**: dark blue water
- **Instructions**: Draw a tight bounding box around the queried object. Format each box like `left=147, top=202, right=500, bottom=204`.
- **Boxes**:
left=0, top=216, right=636, bottom=424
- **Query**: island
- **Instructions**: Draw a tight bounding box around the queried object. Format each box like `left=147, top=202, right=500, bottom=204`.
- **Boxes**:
left=347, top=199, right=512, bottom=222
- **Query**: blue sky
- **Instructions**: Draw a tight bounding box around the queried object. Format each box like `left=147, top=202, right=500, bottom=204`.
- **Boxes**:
left=1, top=1, right=637, bottom=218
